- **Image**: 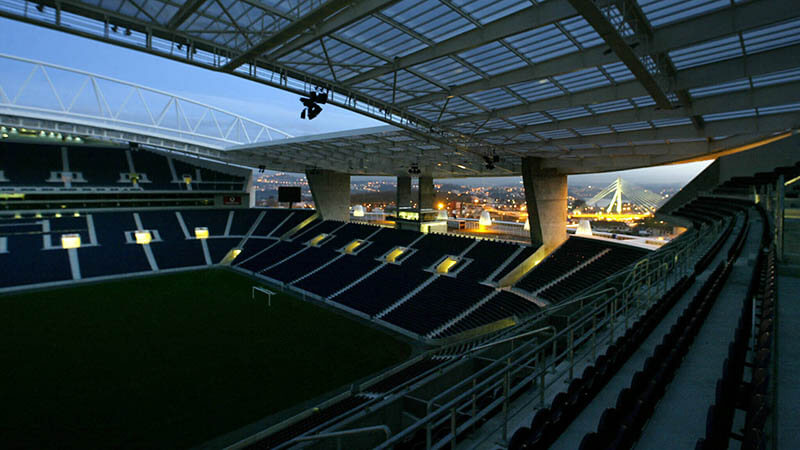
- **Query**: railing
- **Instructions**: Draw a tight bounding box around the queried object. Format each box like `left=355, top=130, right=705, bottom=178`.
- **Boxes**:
left=376, top=218, right=724, bottom=449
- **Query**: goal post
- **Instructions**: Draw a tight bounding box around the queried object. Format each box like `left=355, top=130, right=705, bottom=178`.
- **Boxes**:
left=252, top=286, right=276, bottom=307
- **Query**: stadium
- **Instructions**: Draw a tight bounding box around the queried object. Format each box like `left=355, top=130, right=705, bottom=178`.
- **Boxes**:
left=0, top=0, right=798, bottom=449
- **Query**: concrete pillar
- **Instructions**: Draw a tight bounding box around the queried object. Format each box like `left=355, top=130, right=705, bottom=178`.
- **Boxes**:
left=419, top=175, right=434, bottom=210
left=306, top=169, right=350, bottom=222
left=397, top=175, right=412, bottom=209
left=521, top=157, right=567, bottom=252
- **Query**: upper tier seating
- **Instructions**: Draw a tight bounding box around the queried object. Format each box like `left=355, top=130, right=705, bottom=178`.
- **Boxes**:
left=0, top=143, right=61, bottom=186
left=0, top=142, right=246, bottom=191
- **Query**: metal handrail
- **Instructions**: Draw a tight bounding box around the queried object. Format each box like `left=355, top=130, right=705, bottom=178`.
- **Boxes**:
left=284, top=425, right=391, bottom=446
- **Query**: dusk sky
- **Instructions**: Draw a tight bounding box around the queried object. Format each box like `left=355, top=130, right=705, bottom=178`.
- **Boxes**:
left=0, top=17, right=712, bottom=186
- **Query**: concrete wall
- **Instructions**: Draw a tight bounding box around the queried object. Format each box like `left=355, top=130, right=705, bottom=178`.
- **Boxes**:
left=660, top=135, right=800, bottom=213
left=522, top=157, right=568, bottom=251
left=306, top=169, right=350, bottom=222
left=397, top=175, right=412, bottom=209
left=419, top=175, right=434, bottom=210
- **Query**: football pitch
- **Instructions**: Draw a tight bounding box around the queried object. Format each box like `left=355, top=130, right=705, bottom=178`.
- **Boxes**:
left=0, top=269, right=412, bottom=449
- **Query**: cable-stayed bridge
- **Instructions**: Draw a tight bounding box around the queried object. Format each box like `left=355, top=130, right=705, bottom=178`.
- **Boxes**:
left=586, top=177, right=665, bottom=214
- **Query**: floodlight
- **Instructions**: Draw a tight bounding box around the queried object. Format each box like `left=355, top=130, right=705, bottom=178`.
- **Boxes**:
left=299, top=90, right=327, bottom=120
left=134, top=230, right=152, bottom=244
left=194, top=227, right=209, bottom=239
left=352, top=205, right=365, bottom=217
left=61, top=234, right=81, bottom=249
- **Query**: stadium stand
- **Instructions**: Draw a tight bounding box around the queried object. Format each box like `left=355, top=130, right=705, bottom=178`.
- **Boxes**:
left=77, top=212, right=153, bottom=278
left=0, top=142, right=61, bottom=186
left=293, top=255, right=381, bottom=298
left=0, top=231, right=72, bottom=287
left=0, top=142, right=246, bottom=191
left=433, top=290, right=540, bottom=339
left=381, top=276, right=495, bottom=335
left=456, top=239, right=520, bottom=282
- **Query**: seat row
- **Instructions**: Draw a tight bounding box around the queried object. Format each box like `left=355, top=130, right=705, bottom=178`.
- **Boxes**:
left=508, top=197, right=742, bottom=449
left=696, top=207, right=776, bottom=450
left=508, top=276, right=694, bottom=450
left=578, top=208, right=750, bottom=449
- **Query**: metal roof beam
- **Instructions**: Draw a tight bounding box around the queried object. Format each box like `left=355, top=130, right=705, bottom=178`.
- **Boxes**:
left=480, top=81, right=800, bottom=137
left=447, top=44, right=800, bottom=128
left=510, top=112, right=800, bottom=146
left=267, top=0, right=401, bottom=60
left=166, top=0, right=207, bottom=29
left=568, top=0, right=670, bottom=108
left=539, top=133, right=797, bottom=174
left=399, top=0, right=795, bottom=108
left=223, top=0, right=357, bottom=71
left=343, top=0, right=578, bottom=85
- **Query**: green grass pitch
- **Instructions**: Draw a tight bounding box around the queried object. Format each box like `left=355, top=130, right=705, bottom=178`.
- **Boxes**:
left=0, top=269, right=411, bottom=449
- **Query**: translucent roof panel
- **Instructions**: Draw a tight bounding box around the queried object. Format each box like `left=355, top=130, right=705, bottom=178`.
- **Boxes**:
left=602, top=62, right=636, bottom=84
left=703, top=109, right=757, bottom=122
left=742, top=19, right=800, bottom=54
left=458, top=42, right=528, bottom=76
left=412, top=57, right=484, bottom=85
left=758, top=103, right=800, bottom=116
left=588, top=99, right=634, bottom=114
left=559, top=15, right=604, bottom=49
left=507, top=111, right=553, bottom=126
left=552, top=67, right=611, bottom=93
left=465, top=88, right=524, bottom=110
left=548, top=106, right=592, bottom=121
left=751, top=68, right=800, bottom=88
left=504, top=25, right=579, bottom=63
left=450, top=0, right=532, bottom=25
left=339, top=16, right=426, bottom=57
left=669, top=35, right=743, bottom=70
left=574, top=126, right=614, bottom=136
left=382, top=0, right=475, bottom=43
left=508, top=79, right=565, bottom=102
left=639, top=0, right=729, bottom=28
left=689, top=78, right=750, bottom=98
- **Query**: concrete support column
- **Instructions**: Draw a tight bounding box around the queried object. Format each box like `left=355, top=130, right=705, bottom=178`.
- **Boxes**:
left=419, top=175, right=434, bottom=210
left=521, top=157, right=567, bottom=252
left=397, top=175, right=412, bottom=209
left=306, top=169, right=350, bottom=222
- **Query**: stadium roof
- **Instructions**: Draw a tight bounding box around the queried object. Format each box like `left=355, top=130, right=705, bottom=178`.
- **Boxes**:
left=2, top=0, right=799, bottom=176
